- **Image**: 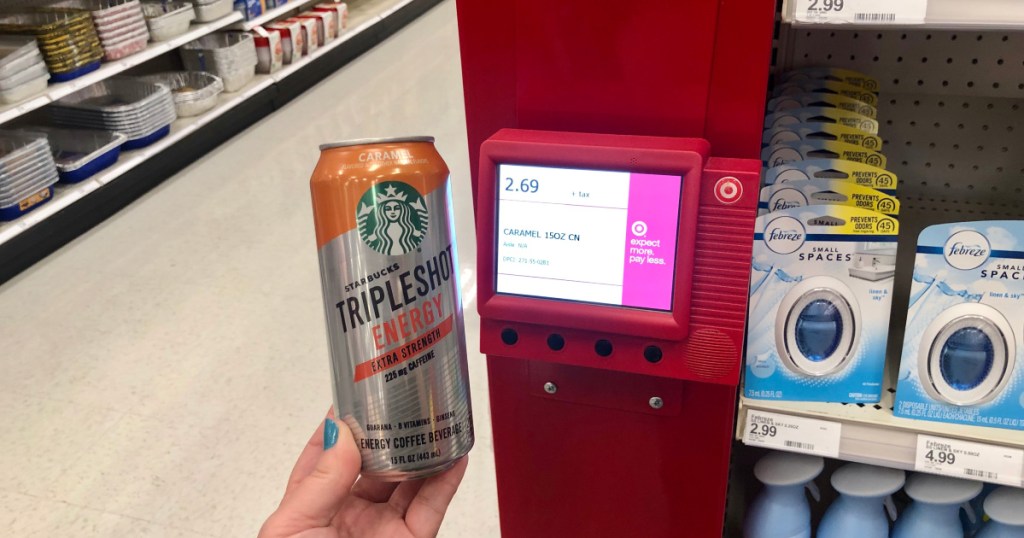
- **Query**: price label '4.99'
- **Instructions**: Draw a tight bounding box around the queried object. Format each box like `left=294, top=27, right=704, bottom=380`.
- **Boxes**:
left=743, top=410, right=842, bottom=458
left=915, top=435, right=1024, bottom=487
left=793, top=0, right=928, bottom=24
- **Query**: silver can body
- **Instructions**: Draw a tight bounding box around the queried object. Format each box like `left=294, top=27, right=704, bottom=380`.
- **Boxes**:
left=311, top=139, right=473, bottom=480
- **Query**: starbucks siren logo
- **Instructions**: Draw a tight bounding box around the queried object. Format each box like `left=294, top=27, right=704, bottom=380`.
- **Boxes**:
left=356, top=181, right=429, bottom=255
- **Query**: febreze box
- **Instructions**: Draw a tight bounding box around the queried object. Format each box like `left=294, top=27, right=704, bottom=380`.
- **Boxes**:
left=763, top=159, right=898, bottom=194
left=763, top=122, right=883, bottom=151
left=745, top=206, right=899, bottom=403
left=764, top=107, right=879, bottom=134
left=767, top=92, right=878, bottom=119
left=894, top=221, right=1024, bottom=431
left=761, top=139, right=887, bottom=169
left=773, top=79, right=878, bottom=108
left=778, top=67, right=880, bottom=92
left=759, top=180, right=900, bottom=216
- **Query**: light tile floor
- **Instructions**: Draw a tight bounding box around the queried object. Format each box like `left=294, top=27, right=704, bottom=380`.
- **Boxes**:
left=0, top=2, right=500, bottom=536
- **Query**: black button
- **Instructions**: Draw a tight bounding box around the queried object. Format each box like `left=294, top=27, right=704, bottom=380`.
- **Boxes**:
left=501, top=328, right=518, bottom=345
left=595, top=339, right=613, bottom=357
left=547, top=334, right=565, bottom=351
left=644, top=345, right=663, bottom=364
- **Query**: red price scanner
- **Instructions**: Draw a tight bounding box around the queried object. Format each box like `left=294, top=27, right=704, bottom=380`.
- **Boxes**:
left=476, top=128, right=761, bottom=537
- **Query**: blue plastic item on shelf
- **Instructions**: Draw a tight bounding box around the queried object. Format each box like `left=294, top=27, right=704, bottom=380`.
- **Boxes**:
left=26, top=127, right=127, bottom=184
left=818, top=464, right=905, bottom=538
left=891, top=474, right=982, bottom=538
left=50, top=60, right=102, bottom=83
left=0, top=184, right=52, bottom=221
left=122, top=124, right=170, bottom=150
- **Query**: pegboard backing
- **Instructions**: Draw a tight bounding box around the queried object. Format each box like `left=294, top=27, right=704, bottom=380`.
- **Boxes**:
left=777, top=25, right=1024, bottom=214
left=881, top=94, right=1023, bottom=206
left=782, top=27, right=1024, bottom=99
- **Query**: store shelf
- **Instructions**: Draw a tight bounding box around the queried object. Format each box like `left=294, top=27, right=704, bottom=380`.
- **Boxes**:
left=272, top=0, right=412, bottom=81
left=0, top=0, right=418, bottom=250
left=737, top=385, right=1024, bottom=477
left=783, top=0, right=1024, bottom=29
left=0, top=12, right=244, bottom=126
left=0, top=75, right=275, bottom=246
left=228, top=0, right=321, bottom=31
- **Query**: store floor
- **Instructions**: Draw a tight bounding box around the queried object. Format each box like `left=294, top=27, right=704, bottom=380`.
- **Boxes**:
left=0, top=2, right=499, bottom=536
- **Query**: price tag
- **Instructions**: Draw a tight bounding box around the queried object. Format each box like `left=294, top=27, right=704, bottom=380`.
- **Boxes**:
left=793, top=0, right=928, bottom=24
left=743, top=410, right=842, bottom=457
left=915, top=435, right=1024, bottom=487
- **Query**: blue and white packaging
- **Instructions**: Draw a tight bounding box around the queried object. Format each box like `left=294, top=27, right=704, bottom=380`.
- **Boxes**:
left=758, top=180, right=900, bottom=217
left=744, top=205, right=899, bottom=403
left=894, top=221, right=1024, bottom=431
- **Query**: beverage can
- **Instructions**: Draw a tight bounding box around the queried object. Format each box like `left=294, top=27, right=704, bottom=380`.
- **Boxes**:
left=310, top=136, right=474, bottom=480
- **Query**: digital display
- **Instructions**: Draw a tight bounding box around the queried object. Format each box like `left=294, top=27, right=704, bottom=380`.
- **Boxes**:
left=496, top=164, right=683, bottom=311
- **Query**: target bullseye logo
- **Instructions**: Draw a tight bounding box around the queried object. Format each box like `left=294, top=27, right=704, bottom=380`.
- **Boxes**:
left=631, top=221, right=648, bottom=236
left=715, top=176, right=743, bottom=204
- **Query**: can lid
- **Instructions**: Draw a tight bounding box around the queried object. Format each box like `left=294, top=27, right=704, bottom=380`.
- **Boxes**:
left=319, top=136, right=435, bottom=151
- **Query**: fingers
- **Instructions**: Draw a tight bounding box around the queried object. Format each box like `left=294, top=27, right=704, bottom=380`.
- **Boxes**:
left=404, top=457, right=469, bottom=538
left=275, top=417, right=362, bottom=528
left=387, top=479, right=425, bottom=515
left=351, top=476, right=400, bottom=503
left=285, top=408, right=336, bottom=496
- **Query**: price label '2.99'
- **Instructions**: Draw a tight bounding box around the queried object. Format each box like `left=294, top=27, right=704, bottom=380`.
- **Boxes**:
left=793, top=0, right=927, bottom=24
left=743, top=410, right=842, bottom=458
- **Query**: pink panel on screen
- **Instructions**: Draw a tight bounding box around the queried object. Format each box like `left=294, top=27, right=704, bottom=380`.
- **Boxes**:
left=621, top=173, right=682, bottom=310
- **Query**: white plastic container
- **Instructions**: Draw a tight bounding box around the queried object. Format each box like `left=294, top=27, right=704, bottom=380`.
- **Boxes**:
left=142, top=2, right=195, bottom=41
left=193, top=0, right=232, bottom=22
left=218, top=66, right=255, bottom=92
left=0, top=73, right=48, bottom=104
left=0, top=61, right=48, bottom=91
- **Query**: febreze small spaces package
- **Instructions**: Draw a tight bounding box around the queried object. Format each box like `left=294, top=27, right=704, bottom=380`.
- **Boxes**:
left=763, top=159, right=898, bottom=194
left=745, top=206, right=899, bottom=403
left=758, top=180, right=900, bottom=216
left=894, top=221, right=1024, bottom=431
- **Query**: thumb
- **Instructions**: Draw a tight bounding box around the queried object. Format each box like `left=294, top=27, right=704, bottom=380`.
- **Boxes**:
left=276, top=418, right=362, bottom=527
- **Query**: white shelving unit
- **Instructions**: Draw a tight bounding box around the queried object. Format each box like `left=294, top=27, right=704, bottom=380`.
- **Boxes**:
left=228, top=0, right=322, bottom=31
left=783, top=0, right=1024, bottom=29
left=0, top=0, right=413, bottom=247
left=737, top=11, right=1024, bottom=484
left=0, top=12, right=243, bottom=125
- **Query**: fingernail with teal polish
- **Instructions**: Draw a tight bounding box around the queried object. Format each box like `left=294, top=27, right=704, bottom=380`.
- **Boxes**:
left=324, top=419, right=339, bottom=451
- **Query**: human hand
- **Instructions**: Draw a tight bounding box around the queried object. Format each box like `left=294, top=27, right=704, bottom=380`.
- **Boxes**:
left=259, top=410, right=469, bottom=538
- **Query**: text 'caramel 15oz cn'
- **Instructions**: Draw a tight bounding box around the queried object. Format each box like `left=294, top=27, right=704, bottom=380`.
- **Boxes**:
left=310, top=136, right=473, bottom=480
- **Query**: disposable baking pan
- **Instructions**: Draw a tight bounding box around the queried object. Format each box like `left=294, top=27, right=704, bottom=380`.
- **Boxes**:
left=0, top=185, right=54, bottom=221
left=25, top=126, right=126, bottom=183
left=140, top=71, right=223, bottom=116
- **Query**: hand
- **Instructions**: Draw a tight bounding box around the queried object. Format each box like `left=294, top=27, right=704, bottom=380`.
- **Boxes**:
left=260, top=410, right=468, bottom=538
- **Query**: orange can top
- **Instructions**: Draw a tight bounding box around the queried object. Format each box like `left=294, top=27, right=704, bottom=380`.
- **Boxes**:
left=310, top=138, right=449, bottom=248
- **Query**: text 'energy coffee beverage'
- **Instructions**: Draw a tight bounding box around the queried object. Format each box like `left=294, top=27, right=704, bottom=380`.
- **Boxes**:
left=310, top=136, right=473, bottom=480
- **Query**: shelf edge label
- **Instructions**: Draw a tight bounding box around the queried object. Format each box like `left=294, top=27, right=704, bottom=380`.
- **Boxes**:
left=743, top=409, right=842, bottom=457
left=915, top=434, right=1024, bottom=487
left=793, top=0, right=928, bottom=24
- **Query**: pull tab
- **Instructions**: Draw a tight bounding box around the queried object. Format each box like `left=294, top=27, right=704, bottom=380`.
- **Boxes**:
left=814, top=168, right=849, bottom=179
left=810, top=190, right=848, bottom=203
left=962, top=502, right=977, bottom=524
left=807, top=149, right=841, bottom=159
left=884, top=495, right=898, bottom=522
left=805, top=481, right=821, bottom=502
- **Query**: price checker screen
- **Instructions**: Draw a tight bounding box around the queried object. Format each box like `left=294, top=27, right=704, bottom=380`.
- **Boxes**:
left=495, top=164, right=683, bottom=311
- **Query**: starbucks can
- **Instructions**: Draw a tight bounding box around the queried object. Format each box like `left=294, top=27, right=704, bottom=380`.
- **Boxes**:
left=310, top=136, right=474, bottom=480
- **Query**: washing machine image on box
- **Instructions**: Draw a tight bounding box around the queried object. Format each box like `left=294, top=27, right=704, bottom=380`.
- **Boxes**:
left=849, top=247, right=897, bottom=281
left=917, top=303, right=1017, bottom=407
left=775, top=276, right=861, bottom=377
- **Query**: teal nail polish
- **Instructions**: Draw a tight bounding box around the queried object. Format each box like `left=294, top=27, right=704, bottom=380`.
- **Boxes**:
left=324, top=419, right=338, bottom=451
